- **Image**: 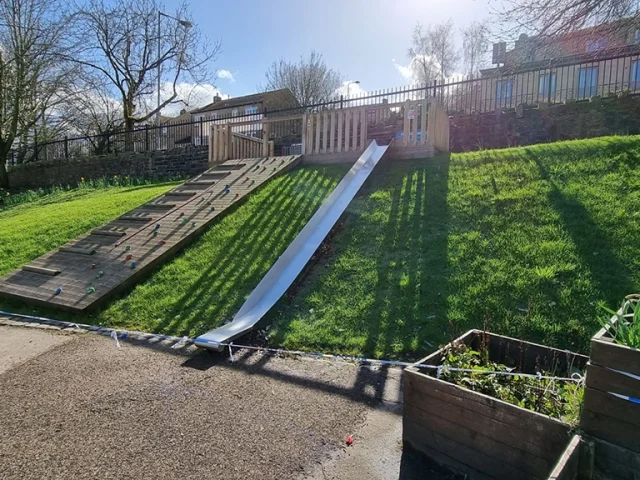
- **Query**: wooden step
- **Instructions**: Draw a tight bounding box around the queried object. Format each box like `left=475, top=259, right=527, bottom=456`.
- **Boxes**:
left=92, top=229, right=127, bottom=237
left=22, top=265, right=61, bottom=276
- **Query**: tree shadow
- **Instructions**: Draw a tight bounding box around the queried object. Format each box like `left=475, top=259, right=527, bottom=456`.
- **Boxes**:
left=528, top=148, right=635, bottom=307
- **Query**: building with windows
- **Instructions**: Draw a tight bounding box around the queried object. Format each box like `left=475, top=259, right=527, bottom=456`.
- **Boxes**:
left=472, top=19, right=640, bottom=112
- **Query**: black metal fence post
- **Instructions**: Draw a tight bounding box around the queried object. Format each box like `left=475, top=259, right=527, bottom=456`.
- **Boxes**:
left=199, top=118, right=203, bottom=145
left=64, top=136, right=69, bottom=158
left=340, top=94, right=344, bottom=109
left=145, top=125, right=150, bottom=151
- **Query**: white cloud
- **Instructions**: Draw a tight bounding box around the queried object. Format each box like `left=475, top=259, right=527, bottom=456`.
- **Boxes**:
left=334, top=80, right=367, bottom=97
left=217, top=69, right=235, bottom=82
left=393, top=59, right=415, bottom=83
left=158, top=82, right=229, bottom=117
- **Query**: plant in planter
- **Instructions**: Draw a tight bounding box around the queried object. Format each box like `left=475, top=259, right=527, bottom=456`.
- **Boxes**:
left=582, top=294, right=640, bottom=453
left=403, top=330, right=589, bottom=480
left=438, top=340, right=584, bottom=426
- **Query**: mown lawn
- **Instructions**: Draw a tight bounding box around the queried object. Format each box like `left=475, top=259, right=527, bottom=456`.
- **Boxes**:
left=268, top=136, right=640, bottom=358
left=0, top=181, right=180, bottom=276
left=1, top=137, right=638, bottom=359
left=0, top=165, right=349, bottom=336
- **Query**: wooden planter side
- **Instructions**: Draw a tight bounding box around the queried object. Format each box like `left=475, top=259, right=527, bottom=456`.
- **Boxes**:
left=403, top=330, right=588, bottom=480
left=581, top=323, right=640, bottom=453
left=547, top=435, right=581, bottom=480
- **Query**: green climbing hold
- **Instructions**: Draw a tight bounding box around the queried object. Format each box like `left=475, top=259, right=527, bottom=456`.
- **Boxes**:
left=87, top=287, right=96, bottom=294
left=97, top=271, right=104, bottom=278
left=125, top=245, right=131, bottom=251
left=182, top=217, right=189, bottom=224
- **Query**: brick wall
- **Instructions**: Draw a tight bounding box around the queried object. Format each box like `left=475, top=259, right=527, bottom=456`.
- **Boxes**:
left=450, top=95, right=640, bottom=152
left=8, top=146, right=209, bottom=189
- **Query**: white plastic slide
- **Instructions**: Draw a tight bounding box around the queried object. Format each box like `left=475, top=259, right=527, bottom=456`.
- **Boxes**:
left=194, top=140, right=390, bottom=351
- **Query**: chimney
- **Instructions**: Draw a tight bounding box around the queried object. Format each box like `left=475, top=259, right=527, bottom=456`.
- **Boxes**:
left=179, top=108, right=187, bottom=115
left=213, top=94, right=222, bottom=104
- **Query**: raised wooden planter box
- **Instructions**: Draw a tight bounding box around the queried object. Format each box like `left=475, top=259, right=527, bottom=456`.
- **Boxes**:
left=582, top=313, right=640, bottom=453
left=403, top=330, right=588, bottom=480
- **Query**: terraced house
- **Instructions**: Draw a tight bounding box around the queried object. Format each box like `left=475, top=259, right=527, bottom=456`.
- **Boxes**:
left=447, top=19, right=640, bottom=114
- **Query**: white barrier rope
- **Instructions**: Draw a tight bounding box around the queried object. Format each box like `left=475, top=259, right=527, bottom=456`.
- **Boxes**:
left=1, top=309, right=582, bottom=383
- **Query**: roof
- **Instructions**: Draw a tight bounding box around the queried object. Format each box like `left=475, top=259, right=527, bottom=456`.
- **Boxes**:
left=160, top=111, right=191, bottom=125
left=191, top=88, right=297, bottom=114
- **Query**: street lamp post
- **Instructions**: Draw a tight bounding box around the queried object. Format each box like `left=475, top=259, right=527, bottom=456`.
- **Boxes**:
left=156, top=11, right=192, bottom=147
left=346, top=80, right=361, bottom=97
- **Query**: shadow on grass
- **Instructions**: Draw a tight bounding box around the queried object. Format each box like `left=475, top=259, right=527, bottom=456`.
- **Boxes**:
left=528, top=148, right=635, bottom=307
left=155, top=167, right=339, bottom=336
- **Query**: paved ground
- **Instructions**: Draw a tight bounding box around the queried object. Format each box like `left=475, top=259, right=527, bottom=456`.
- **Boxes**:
left=0, top=325, right=415, bottom=479
left=0, top=324, right=459, bottom=479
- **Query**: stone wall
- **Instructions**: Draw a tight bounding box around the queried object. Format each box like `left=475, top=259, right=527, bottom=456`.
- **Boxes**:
left=450, top=95, right=640, bottom=152
left=8, top=146, right=209, bottom=189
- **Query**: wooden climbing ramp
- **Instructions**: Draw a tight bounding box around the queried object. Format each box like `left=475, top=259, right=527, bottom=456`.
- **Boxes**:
left=0, top=156, right=301, bottom=312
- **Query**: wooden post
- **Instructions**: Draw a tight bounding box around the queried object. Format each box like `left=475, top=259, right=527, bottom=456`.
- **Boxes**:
left=328, top=111, right=336, bottom=153
left=301, top=114, right=307, bottom=154
left=360, top=107, right=367, bottom=148
left=403, top=99, right=411, bottom=147
left=344, top=110, right=351, bottom=151
left=351, top=109, right=358, bottom=150
left=224, top=125, right=231, bottom=160
left=268, top=140, right=274, bottom=157
left=263, top=122, right=270, bottom=157
left=420, top=100, right=428, bottom=145
left=314, top=113, right=321, bottom=154
left=410, top=102, right=417, bottom=146
left=321, top=111, right=329, bottom=154
left=427, top=99, right=436, bottom=149
left=336, top=111, right=343, bottom=153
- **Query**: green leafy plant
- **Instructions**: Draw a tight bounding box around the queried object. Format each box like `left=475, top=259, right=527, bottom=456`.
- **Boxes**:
left=438, top=340, right=583, bottom=426
left=598, top=295, right=640, bottom=348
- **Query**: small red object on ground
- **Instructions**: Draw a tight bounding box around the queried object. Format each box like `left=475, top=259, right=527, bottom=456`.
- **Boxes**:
left=345, top=435, right=353, bottom=446
left=125, top=254, right=133, bottom=261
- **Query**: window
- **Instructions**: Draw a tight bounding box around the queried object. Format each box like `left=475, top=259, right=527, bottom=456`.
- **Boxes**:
left=631, top=60, right=640, bottom=89
left=586, top=39, right=606, bottom=53
left=635, top=29, right=640, bottom=44
left=578, top=66, right=599, bottom=98
left=209, top=112, right=217, bottom=120
left=245, top=105, right=258, bottom=115
left=231, top=108, right=239, bottom=116
left=496, top=79, right=513, bottom=105
left=539, top=73, right=557, bottom=99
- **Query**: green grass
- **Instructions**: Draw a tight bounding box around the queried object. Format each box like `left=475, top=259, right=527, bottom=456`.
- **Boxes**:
left=1, top=137, right=639, bottom=360
left=268, top=136, right=640, bottom=358
left=0, top=165, right=348, bottom=337
left=0, top=181, right=180, bottom=276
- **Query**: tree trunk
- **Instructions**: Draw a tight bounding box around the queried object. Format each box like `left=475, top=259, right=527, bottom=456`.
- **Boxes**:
left=0, top=146, right=10, bottom=189
left=124, top=117, right=135, bottom=152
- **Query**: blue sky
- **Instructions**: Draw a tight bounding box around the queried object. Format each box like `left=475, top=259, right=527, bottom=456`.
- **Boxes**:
left=160, top=0, right=505, bottom=113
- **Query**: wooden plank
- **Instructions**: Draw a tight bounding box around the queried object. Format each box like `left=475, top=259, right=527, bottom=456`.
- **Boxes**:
left=321, top=111, right=328, bottom=154
left=328, top=111, right=335, bottom=153
left=404, top=403, right=551, bottom=477
left=119, top=215, right=153, bottom=222
left=420, top=99, right=428, bottom=145
left=59, top=246, right=96, bottom=256
left=583, top=387, right=640, bottom=429
left=410, top=102, right=417, bottom=146
left=403, top=418, right=537, bottom=480
left=21, top=266, right=61, bottom=276
left=336, top=111, right=343, bottom=153
left=547, top=435, right=581, bottom=480
left=585, top=363, right=640, bottom=400
left=403, top=99, right=410, bottom=147
left=301, top=114, right=307, bottom=154
left=344, top=111, right=351, bottom=152
left=581, top=409, right=640, bottom=453
left=590, top=435, right=640, bottom=479
left=404, top=374, right=564, bottom=457
left=91, top=229, right=126, bottom=237
left=360, top=107, right=367, bottom=146
left=402, top=423, right=494, bottom=480
left=314, top=113, right=321, bottom=154
left=590, top=338, right=640, bottom=377
left=351, top=109, right=358, bottom=150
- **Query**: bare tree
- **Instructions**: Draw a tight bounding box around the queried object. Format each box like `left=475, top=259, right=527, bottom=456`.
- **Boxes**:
left=496, top=0, right=640, bottom=36
left=58, top=77, right=123, bottom=154
left=262, top=51, right=343, bottom=105
left=462, top=22, right=490, bottom=76
left=407, top=23, right=439, bottom=84
left=408, top=20, right=460, bottom=84
left=70, top=0, right=220, bottom=136
left=0, top=0, right=73, bottom=187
